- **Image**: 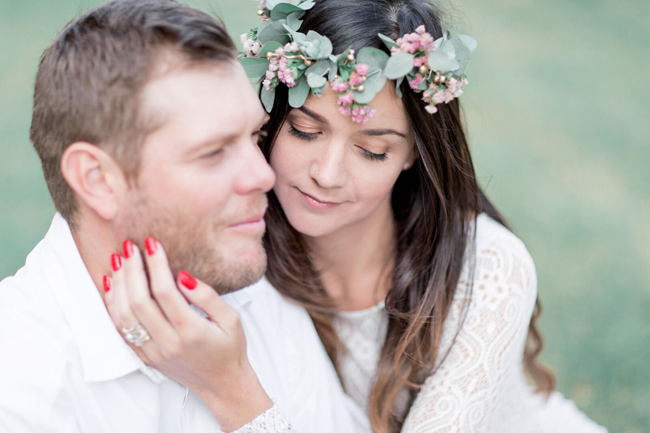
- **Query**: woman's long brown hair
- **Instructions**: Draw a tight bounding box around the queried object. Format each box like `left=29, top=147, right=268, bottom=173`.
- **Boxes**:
left=259, top=0, right=555, bottom=431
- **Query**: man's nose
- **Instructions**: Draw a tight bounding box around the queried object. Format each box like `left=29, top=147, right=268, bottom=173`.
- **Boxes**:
left=309, top=142, right=346, bottom=189
left=235, top=141, right=276, bottom=195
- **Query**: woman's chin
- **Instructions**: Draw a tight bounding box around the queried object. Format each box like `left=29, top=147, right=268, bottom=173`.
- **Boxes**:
left=285, top=212, right=338, bottom=239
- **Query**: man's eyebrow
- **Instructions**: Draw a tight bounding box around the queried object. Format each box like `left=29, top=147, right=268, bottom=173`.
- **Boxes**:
left=298, top=106, right=328, bottom=124
left=258, top=113, right=270, bottom=128
left=360, top=128, right=408, bottom=139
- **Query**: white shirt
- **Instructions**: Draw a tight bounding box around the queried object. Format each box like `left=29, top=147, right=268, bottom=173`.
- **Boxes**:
left=0, top=214, right=370, bottom=433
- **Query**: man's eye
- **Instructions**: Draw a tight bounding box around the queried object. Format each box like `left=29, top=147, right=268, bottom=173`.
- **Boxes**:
left=360, top=148, right=387, bottom=162
left=203, top=149, right=223, bottom=158
left=254, top=130, right=268, bottom=143
left=288, top=125, right=319, bottom=141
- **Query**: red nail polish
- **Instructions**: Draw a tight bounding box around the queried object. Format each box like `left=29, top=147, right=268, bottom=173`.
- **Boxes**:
left=178, top=270, right=197, bottom=290
left=111, top=253, right=122, bottom=271
left=103, top=275, right=111, bottom=293
left=123, top=239, right=134, bottom=259
left=145, top=236, right=157, bottom=256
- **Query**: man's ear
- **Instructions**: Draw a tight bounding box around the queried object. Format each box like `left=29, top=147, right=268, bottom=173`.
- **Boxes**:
left=60, top=142, right=127, bottom=221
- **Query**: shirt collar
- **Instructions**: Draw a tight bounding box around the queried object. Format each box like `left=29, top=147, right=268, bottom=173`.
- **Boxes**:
left=40, top=214, right=160, bottom=383
left=40, top=213, right=254, bottom=384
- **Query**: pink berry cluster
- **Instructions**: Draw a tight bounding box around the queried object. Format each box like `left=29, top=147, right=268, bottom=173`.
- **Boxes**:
left=263, top=42, right=300, bottom=91
left=240, top=33, right=261, bottom=58
left=391, top=25, right=436, bottom=66
left=332, top=64, right=376, bottom=123
left=422, top=77, right=468, bottom=114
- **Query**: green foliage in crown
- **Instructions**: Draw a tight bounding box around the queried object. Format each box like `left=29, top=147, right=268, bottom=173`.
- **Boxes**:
left=239, top=0, right=477, bottom=122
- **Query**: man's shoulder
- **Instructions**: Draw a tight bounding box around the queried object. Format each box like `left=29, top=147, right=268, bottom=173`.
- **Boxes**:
left=0, top=253, right=76, bottom=365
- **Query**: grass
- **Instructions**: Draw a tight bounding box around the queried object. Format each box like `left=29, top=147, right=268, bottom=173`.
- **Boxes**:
left=1, top=0, right=648, bottom=430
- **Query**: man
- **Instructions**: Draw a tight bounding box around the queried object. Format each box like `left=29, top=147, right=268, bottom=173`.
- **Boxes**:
left=0, top=1, right=369, bottom=432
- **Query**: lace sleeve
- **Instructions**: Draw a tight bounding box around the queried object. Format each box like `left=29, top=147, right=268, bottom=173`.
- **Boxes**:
left=229, top=404, right=293, bottom=433
left=401, top=232, right=538, bottom=433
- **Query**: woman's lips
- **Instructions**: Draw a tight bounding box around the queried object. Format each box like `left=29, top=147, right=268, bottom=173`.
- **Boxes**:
left=296, top=187, right=341, bottom=211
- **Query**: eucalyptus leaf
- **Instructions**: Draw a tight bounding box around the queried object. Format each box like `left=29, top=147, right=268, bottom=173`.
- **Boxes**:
left=288, top=76, right=310, bottom=107
left=353, top=72, right=387, bottom=104
left=395, top=77, right=404, bottom=98
left=450, top=37, right=471, bottom=74
left=317, top=36, right=333, bottom=58
left=258, top=20, right=290, bottom=45
left=239, top=57, right=270, bottom=78
left=328, top=60, right=339, bottom=81
left=329, top=45, right=353, bottom=64
left=261, top=87, right=276, bottom=112
left=270, top=3, right=303, bottom=21
left=256, top=21, right=271, bottom=35
left=456, top=34, right=477, bottom=53
left=262, top=22, right=288, bottom=42
left=298, top=1, right=316, bottom=9
left=356, top=47, right=389, bottom=71
left=286, top=11, right=304, bottom=31
left=311, top=84, right=326, bottom=97
left=307, top=73, right=327, bottom=88
left=428, top=47, right=458, bottom=72
left=283, top=25, right=305, bottom=44
left=385, top=53, right=414, bottom=79
left=259, top=41, right=283, bottom=58
left=306, top=59, right=330, bottom=77
left=378, top=33, right=398, bottom=50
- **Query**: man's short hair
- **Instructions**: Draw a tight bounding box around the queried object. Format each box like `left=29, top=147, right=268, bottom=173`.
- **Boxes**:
left=30, top=0, right=236, bottom=223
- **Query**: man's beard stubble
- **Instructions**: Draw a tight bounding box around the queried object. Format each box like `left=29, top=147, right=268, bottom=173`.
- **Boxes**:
left=124, top=190, right=267, bottom=294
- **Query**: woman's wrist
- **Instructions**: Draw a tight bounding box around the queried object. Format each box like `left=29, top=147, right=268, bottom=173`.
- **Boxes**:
left=193, top=363, right=273, bottom=431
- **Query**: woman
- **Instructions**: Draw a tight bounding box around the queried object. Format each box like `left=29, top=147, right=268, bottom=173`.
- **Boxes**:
left=106, top=0, right=607, bottom=431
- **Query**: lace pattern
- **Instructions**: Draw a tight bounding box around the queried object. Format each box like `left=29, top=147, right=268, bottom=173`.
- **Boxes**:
left=335, top=215, right=607, bottom=433
left=230, top=404, right=293, bottom=433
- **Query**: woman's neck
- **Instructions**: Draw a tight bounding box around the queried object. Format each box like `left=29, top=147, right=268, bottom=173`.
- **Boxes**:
left=305, top=198, right=396, bottom=312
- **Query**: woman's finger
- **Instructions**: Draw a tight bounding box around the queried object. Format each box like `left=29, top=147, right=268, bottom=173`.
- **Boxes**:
left=142, top=237, right=200, bottom=331
left=106, top=254, right=153, bottom=364
left=121, top=239, right=177, bottom=345
left=176, top=271, right=240, bottom=335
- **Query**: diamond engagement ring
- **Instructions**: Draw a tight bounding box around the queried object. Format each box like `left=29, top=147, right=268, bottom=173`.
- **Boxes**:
left=122, top=324, right=151, bottom=347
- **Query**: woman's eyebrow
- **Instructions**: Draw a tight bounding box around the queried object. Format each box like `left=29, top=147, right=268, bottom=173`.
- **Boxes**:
left=360, top=128, right=407, bottom=139
left=298, top=106, right=328, bottom=124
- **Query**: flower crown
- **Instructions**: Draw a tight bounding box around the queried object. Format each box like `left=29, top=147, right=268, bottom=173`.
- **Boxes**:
left=239, top=0, right=477, bottom=123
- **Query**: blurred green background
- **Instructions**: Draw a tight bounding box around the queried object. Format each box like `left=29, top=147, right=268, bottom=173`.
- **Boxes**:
left=1, top=0, right=648, bottom=431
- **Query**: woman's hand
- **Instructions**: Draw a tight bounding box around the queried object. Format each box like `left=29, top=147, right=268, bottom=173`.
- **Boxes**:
left=103, top=237, right=272, bottom=431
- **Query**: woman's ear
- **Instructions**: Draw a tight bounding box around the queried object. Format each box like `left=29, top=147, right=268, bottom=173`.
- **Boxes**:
left=60, top=142, right=126, bottom=221
left=403, top=143, right=420, bottom=170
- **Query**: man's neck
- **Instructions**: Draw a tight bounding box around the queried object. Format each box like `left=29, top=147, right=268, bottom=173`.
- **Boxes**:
left=70, top=213, right=124, bottom=301
left=305, top=198, right=396, bottom=312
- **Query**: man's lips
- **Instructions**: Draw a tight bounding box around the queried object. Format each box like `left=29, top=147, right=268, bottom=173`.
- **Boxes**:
left=227, top=211, right=267, bottom=234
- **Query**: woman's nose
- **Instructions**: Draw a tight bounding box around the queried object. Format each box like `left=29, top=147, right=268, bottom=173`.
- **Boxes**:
left=309, top=143, right=347, bottom=189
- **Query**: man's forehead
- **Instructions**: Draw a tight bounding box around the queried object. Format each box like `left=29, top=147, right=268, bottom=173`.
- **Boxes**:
left=139, top=64, right=265, bottom=150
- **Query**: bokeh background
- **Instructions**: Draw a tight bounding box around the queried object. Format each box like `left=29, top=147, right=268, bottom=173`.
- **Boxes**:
left=1, top=0, right=648, bottom=430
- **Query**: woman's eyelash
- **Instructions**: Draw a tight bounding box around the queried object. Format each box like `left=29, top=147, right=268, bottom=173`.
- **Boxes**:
left=361, top=149, right=387, bottom=162
left=288, top=125, right=386, bottom=161
left=288, top=125, right=319, bottom=141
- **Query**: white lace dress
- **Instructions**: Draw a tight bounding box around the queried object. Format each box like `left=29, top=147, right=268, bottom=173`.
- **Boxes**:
left=332, top=214, right=608, bottom=432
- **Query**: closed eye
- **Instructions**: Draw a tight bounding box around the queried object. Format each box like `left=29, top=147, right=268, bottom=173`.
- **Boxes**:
left=360, top=148, right=387, bottom=162
left=288, top=125, right=319, bottom=141
left=254, top=129, right=268, bottom=144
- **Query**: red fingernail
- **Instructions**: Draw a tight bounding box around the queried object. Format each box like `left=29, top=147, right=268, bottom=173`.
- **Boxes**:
left=123, top=239, right=134, bottom=259
left=145, top=236, right=157, bottom=256
left=103, top=275, right=111, bottom=293
left=178, top=270, right=197, bottom=290
left=111, top=253, right=122, bottom=271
